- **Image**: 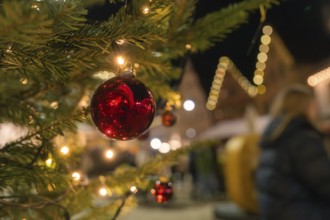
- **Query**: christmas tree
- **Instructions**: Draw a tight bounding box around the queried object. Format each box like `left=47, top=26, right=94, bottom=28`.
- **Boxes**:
left=0, top=0, right=278, bottom=219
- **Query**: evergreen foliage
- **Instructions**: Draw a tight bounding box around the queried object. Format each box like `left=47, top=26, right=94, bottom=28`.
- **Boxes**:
left=0, top=0, right=279, bottom=219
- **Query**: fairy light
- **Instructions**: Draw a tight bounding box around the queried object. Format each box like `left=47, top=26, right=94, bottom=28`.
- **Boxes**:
left=50, top=101, right=59, bottom=109
left=72, top=172, right=81, bottom=181
left=116, top=56, right=126, bottom=66
left=150, top=138, right=161, bottom=150
left=116, top=39, right=126, bottom=45
left=159, top=142, right=170, bottom=154
left=31, top=4, right=40, bottom=11
left=105, top=149, right=114, bottom=159
left=307, top=66, right=330, bottom=86
left=142, top=6, right=150, bottom=14
left=130, top=186, right=138, bottom=193
left=45, top=158, right=53, bottom=167
left=99, top=187, right=108, bottom=197
left=6, top=45, right=12, bottom=53
left=60, top=146, right=69, bottom=155
left=183, top=100, right=195, bottom=111
left=20, top=78, right=28, bottom=85
left=206, top=25, right=273, bottom=110
left=185, top=44, right=192, bottom=50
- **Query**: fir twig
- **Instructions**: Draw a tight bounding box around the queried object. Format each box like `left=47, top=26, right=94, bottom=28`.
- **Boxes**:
left=111, top=191, right=132, bottom=220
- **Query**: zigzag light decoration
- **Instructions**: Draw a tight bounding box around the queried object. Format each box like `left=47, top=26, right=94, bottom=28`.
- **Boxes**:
left=206, top=25, right=273, bottom=111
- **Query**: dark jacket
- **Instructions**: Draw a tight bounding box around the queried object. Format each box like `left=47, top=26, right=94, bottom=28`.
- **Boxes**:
left=256, top=116, right=330, bottom=220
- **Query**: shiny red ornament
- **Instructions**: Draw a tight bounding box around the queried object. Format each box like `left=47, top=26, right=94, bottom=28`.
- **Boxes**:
left=91, top=76, right=155, bottom=140
left=151, top=180, right=173, bottom=203
left=161, top=110, right=177, bottom=127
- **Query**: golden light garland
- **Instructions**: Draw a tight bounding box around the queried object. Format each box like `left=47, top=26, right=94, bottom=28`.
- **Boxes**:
left=307, top=66, right=330, bottom=87
left=206, top=25, right=273, bottom=111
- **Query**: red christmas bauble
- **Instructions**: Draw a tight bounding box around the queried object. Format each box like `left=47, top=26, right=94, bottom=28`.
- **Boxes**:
left=91, top=76, right=155, bottom=140
left=151, top=180, right=173, bottom=203
left=161, top=110, right=177, bottom=127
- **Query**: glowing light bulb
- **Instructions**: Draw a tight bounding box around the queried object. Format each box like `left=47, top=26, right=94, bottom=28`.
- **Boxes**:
left=159, top=143, right=170, bottom=154
left=150, top=138, right=161, bottom=150
left=183, top=100, right=195, bottom=111
left=105, top=149, right=114, bottom=159
left=99, top=187, right=108, bottom=197
left=185, top=44, right=192, bottom=50
left=45, top=158, right=53, bottom=167
left=142, top=6, right=150, bottom=14
left=116, top=56, right=126, bottom=66
left=60, top=146, right=69, bottom=155
left=262, top=25, right=273, bottom=35
left=130, top=186, right=138, bottom=193
left=261, top=35, right=271, bottom=45
left=72, top=172, right=81, bottom=181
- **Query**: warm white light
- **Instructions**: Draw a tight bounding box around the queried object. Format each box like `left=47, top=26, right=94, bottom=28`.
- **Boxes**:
left=307, top=67, right=330, bottom=86
left=130, top=186, right=138, bottom=193
left=261, top=35, right=271, bottom=45
left=142, top=6, right=150, bottom=14
left=99, top=187, right=108, bottom=197
left=72, top=172, right=81, bottom=181
left=248, top=87, right=258, bottom=97
left=257, top=53, right=268, bottom=63
left=253, top=75, right=264, bottom=85
left=60, top=146, right=69, bottom=155
left=206, top=102, right=216, bottom=111
left=183, top=100, right=195, bottom=111
left=257, top=85, right=267, bottom=95
left=150, top=138, right=161, bottom=149
left=185, top=44, right=192, bottom=50
left=169, top=139, right=181, bottom=150
left=262, top=25, right=273, bottom=35
left=105, top=149, right=114, bottom=159
left=116, top=56, right=126, bottom=66
left=256, top=62, right=266, bottom=71
left=186, top=128, right=196, bottom=138
left=50, top=101, right=59, bottom=109
left=116, top=39, right=126, bottom=45
left=20, top=78, right=28, bottom=85
left=159, top=143, right=170, bottom=154
left=259, top=44, right=269, bottom=53
left=45, top=158, right=53, bottom=167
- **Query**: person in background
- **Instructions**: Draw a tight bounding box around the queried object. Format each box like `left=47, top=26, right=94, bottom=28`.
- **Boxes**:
left=255, top=84, right=330, bottom=220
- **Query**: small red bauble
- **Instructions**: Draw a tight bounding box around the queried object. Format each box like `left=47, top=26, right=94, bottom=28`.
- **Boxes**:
left=161, top=110, right=177, bottom=127
left=90, top=76, right=155, bottom=140
left=151, top=180, right=173, bottom=203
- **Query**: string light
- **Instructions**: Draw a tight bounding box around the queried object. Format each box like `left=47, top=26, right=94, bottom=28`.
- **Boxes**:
left=72, top=172, right=81, bottom=181
left=60, top=146, right=69, bottom=155
left=183, top=100, right=195, bottom=111
left=31, top=4, right=40, bottom=11
left=99, top=187, right=109, bottom=197
left=20, top=78, right=28, bottom=85
left=116, top=56, right=126, bottom=66
left=45, top=158, right=53, bottom=167
left=130, top=186, right=138, bottom=193
left=6, top=45, right=12, bottom=53
left=116, top=39, right=125, bottom=45
left=105, top=149, right=114, bottom=159
left=150, top=138, right=161, bottom=150
left=185, top=44, right=192, bottom=50
left=159, top=143, right=170, bottom=154
left=142, top=6, right=150, bottom=14
left=50, top=101, right=59, bottom=109
left=307, top=66, right=330, bottom=86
